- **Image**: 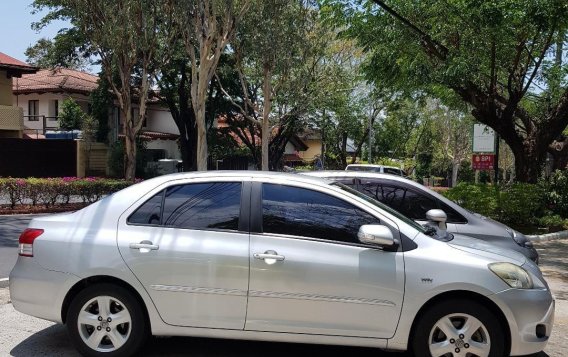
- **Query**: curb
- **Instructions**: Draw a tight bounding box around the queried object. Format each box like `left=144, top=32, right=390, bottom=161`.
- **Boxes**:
left=527, top=230, right=568, bottom=242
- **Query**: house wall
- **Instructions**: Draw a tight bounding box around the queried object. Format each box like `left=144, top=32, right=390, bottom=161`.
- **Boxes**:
left=301, top=139, right=322, bottom=162
left=146, top=140, right=180, bottom=160
left=13, top=92, right=90, bottom=131
left=0, top=70, right=12, bottom=105
left=146, top=106, right=179, bottom=134
left=0, top=70, right=22, bottom=138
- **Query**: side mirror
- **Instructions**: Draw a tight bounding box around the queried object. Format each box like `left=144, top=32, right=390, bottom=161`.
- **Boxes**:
left=426, top=209, right=447, bottom=230
left=358, top=225, right=396, bottom=247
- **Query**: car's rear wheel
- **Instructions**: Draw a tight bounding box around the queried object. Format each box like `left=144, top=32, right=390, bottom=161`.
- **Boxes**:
left=412, top=299, right=506, bottom=357
left=66, top=283, right=147, bottom=357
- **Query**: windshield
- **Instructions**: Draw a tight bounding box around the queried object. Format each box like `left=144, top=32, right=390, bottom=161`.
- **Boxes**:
left=332, top=182, right=427, bottom=233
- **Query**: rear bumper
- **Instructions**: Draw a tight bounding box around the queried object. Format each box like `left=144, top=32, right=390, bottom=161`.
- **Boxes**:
left=492, top=288, right=554, bottom=356
left=9, top=257, right=80, bottom=324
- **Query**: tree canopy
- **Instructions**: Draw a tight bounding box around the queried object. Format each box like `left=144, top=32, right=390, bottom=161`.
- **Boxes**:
left=322, top=0, right=568, bottom=182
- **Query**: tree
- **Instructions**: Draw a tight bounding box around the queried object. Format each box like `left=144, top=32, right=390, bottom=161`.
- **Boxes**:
left=429, top=101, right=472, bottom=187
left=169, top=0, right=250, bottom=171
left=62, top=0, right=167, bottom=180
left=25, top=30, right=91, bottom=70
left=58, top=97, right=85, bottom=130
left=323, top=0, right=568, bottom=182
left=218, top=0, right=318, bottom=170
left=157, top=49, right=238, bottom=171
left=28, top=2, right=93, bottom=69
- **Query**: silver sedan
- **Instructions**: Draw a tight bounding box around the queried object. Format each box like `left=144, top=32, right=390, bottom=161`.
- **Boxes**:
left=10, top=172, right=554, bottom=357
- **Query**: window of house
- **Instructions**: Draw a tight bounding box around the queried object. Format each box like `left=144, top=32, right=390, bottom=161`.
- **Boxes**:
left=48, top=100, right=59, bottom=121
left=162, top=182, right=242, bottom=231
left=28, top=100, right=39, bottom=121
left=262, top=184, right=380, bottom=245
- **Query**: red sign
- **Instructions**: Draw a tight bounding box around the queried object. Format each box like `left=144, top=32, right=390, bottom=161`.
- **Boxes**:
left=472, top=154, right=495, bottom=170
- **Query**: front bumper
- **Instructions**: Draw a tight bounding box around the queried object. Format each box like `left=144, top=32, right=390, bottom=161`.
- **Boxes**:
left=9, top=257, right=80, bottom=324
left=492, top=288, right=555, bottom=356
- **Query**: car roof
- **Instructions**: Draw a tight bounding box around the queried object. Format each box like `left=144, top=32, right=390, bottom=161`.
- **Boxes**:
left=148, top=170, right=333, bottom=187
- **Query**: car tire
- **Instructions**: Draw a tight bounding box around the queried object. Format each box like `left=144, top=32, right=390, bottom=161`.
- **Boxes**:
left=412, top=299, right=506, bottom=357
left=66, top=283, right=147, bottom=357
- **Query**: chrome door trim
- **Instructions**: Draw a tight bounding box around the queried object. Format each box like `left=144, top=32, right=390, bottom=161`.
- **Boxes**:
left=150, top=285, right=248, bottom=297
left=249, top=290, right=396, bottom=307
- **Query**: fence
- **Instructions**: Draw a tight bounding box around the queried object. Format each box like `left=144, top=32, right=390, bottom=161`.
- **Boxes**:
left=0, top=138, right=77, bottom=177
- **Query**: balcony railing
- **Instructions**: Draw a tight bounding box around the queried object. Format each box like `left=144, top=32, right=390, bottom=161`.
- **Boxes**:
left=23, top=115, right=59, bottom=135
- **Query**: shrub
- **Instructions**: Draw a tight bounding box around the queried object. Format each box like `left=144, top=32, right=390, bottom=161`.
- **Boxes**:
left=444, top=183, right=548, bottom=226
left=543, top=170, right=568, bottom=218
left=443, top=183, right=499, bottom=218
left=498, top=183, right=545, bottom=225
left=0, top=178, right=27, bottom=208
left=0, top=177, right=137, bottom=209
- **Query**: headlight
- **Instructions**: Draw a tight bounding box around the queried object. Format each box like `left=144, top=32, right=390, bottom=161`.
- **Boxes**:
left=507, top=228, right=533, bottom=248
left=489, top=262, right=533, bottom=289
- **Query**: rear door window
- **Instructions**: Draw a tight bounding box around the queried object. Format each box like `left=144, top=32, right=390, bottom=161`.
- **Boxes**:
left=162, top=182, right=242, bottom=231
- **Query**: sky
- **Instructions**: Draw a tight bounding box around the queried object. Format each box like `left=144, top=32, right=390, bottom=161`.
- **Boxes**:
left=0, top=1, right=71, bottom=63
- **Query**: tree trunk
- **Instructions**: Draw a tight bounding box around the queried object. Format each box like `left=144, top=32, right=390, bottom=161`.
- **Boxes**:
left=261, top=66, right=272, bottom=171
left=122, top=99, right=137, bottom=181
left=124, top=130, right=137, bottom=181
left=340, top=133, right=348, bottom=168
left=195, top=104, right=208, bottom=171
left=511, top=144, right=546, bottom=184
left=451, top=161, right=460, bottom=187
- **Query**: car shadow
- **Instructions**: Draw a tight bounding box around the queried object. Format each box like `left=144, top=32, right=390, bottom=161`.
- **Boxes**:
left=9, top=325, right=550, bottom=357
left=142, top=336, right=406, bottom=357
left=10, top=324, right=80, bottom=356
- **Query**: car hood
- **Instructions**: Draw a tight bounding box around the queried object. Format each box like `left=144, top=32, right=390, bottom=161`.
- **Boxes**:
left=448, top=233, right=527, bottom=265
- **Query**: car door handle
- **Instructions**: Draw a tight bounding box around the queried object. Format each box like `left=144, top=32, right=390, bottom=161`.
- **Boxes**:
left=130, top=240, right=159, bottom=252
left=253, top=250, right=285, bottom=262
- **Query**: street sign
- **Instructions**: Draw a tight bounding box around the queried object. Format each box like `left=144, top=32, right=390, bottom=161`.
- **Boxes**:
left=472, top=124, right=496, bottom=153
left=472, top=154, right=495, bottom=170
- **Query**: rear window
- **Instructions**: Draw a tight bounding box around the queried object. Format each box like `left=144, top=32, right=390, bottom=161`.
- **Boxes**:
left=128, top=182, right=242, bottom=231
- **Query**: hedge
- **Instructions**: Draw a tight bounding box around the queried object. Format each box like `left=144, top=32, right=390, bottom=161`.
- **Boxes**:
left=0, top=177, right=136, bottom=209
left=443, top=171, right=568, bottom=230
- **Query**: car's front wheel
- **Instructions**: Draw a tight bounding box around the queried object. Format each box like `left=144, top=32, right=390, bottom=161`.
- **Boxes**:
left=66, top=283, right=147, bottom=357
left=412, top=299, right=506, bottom=357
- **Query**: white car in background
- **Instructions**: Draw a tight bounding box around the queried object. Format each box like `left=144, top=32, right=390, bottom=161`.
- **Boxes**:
left=345, top=164, right=405, bottom=176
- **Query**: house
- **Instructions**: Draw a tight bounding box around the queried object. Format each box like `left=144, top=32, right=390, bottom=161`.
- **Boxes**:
left=0, top=52, right=38, bottom=138
left=12, top=68, right=181, bottom=159
left=216, top=115, right=311, bottom=167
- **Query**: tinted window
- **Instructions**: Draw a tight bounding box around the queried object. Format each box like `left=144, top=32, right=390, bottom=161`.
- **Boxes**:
left=440, top=203, right=467, bottom=224
left=331, top=177, right=357, bottom=188
left=128, top=190, right=164, bottom=225
left=262, top=184, right=379, bottom=244
left=358, top=180, right=437, bottom=220
left=346, top=166, right=381, bottom=172
left=162, top=182, right=241, bottom=231
left=383, top=167, right=403, bottom=176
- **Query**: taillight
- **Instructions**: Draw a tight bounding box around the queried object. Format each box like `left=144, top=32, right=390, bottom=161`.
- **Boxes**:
left=18, top=228, right=44, bottom=257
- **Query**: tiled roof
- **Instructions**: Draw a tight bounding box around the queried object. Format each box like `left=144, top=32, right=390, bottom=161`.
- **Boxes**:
left=0, top=52, right=38, bottom=75
left=119, top=130, right=179, bottom=141
left=13, top=68, right=99, bottom=95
